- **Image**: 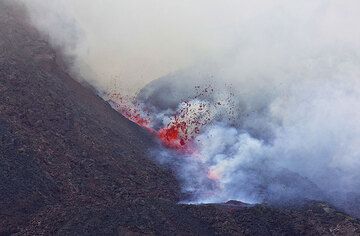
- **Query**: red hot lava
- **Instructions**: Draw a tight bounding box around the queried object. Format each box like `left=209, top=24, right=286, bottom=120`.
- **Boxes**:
left=158, top=122, right=188, bottom=148
left=105, top=84, right=238, bottom=153
left=107, top=94, right=153, bottom=132
left=106, top=93, right=211, bottom=152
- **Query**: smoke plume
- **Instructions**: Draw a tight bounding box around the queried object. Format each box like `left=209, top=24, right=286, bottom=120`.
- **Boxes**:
left=16, top=0, right=360, bottom=212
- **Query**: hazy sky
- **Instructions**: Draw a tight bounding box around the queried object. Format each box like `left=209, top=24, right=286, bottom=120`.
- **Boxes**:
left=20, top=0, right=360, bottom=93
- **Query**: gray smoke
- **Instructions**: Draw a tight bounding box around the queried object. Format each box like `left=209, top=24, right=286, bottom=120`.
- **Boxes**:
left=147, top=74, right=360, bottom=205
left=136, top=0, right=360, bottom=209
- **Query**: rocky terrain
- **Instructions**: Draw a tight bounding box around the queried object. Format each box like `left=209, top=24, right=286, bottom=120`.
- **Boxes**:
left=1, top=1, right=360, bottom=235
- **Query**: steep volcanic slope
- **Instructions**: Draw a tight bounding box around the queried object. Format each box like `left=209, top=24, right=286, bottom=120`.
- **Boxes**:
left=1, top=1, right=360, bottom=235
left=0, top=2, right=183, bottom=234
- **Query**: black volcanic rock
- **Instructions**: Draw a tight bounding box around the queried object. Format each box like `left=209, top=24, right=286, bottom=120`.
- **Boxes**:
left=0, top=2, right=181, bottom=234
left=183, top=201, right=360, bottom=235
left=1, top=1, right=360, bottom=235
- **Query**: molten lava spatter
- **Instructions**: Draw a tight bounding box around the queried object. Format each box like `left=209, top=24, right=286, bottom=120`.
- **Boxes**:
left=156, top=100, right=213, bottom=151
left=106, top=93, right=212, bottom=152
left=158, top=121, right=190, bottom=150
left=158, top=123, right=185, bottom=147
left=105, top=86, right=235, bottom=153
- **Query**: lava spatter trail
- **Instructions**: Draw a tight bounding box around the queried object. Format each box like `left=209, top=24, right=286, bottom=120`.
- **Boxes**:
left=107, top=93, right=153, bottom=131
left=106, top=92, right=212, bottom=153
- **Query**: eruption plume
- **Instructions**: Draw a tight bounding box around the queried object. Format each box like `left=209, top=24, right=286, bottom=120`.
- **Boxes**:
left=17, top=0, right=360, bottom=215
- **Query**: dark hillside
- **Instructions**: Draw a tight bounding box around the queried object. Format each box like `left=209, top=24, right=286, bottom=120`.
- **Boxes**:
left=0, top=2, right=180, bottom=234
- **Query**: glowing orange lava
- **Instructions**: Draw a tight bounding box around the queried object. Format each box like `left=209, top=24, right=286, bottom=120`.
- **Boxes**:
left=105, top=91, right=224, bottom=191
left=158, top=121, right=189, bottom=149
left=106, top=93, right=207, bottom=152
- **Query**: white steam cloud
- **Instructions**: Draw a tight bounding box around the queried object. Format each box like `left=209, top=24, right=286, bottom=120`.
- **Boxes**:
left=17, top=0, right=360, bottom=213
left=19, top=0, right=240, bottom=92
left=20, top=1, right=360, bottom=92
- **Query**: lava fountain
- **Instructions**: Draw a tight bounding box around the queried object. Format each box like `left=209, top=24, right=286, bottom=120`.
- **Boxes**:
left=106, top=92, right=213, bottom=153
